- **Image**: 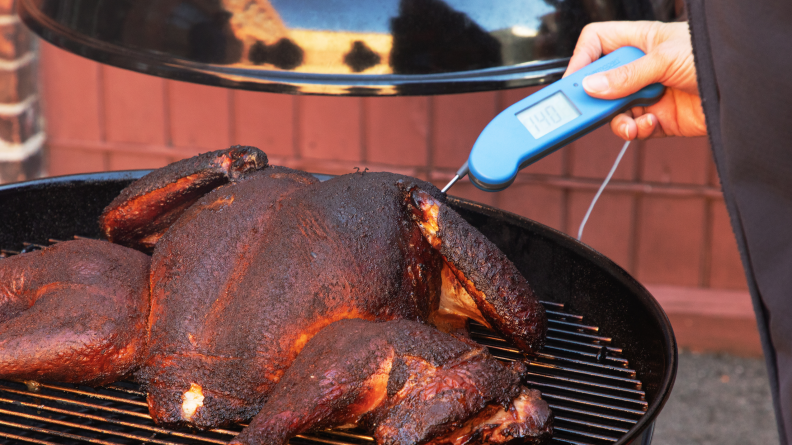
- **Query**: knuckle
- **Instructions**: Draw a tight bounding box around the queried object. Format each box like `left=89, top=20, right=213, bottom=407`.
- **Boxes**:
left=644, top=22, right=661, bottom=45
left=577, top=23, right=607, bottom=48
left=579, top=23, right=600, bottom=37
left=608, top=64, right=634, bottom=86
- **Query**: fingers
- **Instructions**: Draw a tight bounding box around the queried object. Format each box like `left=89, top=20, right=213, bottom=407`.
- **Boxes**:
left=564, top=21, right=658, bottom=77
left=610, top=112, right=664, bottom=140
left=610, top=114, right=636, bottom=140
left=582, top=50, right=668, bottom=99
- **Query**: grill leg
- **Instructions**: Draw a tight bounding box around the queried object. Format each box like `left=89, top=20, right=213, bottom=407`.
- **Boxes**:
left=637, top=420, right=655, bottom=445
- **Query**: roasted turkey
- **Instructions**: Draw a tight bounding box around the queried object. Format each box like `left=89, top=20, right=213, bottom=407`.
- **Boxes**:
left=0, top=145, right=551, bottom=444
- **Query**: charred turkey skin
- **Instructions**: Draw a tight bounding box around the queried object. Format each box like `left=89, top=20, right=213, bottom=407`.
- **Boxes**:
left=98, top=146, right=548, bottom=430
left=0, top=239, right=150, bottom=385
left=230, top=319, right=553, bottom=445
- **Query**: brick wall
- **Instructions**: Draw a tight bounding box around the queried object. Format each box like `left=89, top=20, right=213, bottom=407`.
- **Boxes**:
left=0, top=0, right=42, bottom=183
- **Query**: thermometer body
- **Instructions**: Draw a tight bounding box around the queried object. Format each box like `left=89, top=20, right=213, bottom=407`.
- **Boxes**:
left=466, top=46, right=665, bottom=192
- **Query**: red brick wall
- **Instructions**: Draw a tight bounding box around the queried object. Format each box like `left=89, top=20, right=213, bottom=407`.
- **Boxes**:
left=39, top=41, right=748, bottom=292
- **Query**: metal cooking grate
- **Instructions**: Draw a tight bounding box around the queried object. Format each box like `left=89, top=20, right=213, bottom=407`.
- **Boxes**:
left=0, top=238, right=646, bottom=445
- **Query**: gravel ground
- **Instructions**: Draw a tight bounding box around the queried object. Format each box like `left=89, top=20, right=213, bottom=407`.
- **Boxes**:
left=652, top=350, right=779, bottom=445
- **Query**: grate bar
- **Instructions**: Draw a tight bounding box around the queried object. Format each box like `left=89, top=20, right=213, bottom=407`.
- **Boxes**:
left=0, top=419, right=122, bottom=445
left=209, top=427, right=244, bottom=435
left=22, top=242, right=48, bottom=249
left=542, top=345, right=629, bottom=366
left=323, top=430, right=375, bottom=442
left=548, top=319, right=599, bottom=332
left=525, top=371, right=645, bottom=398
left=534, top=353, right=636, bottom=376
left=0, top=398, right=228, bottom=444
left=545, top=310, right=584, bottom=321
left=208, top=424, right=378, bottom=445
left=541, top=393, right=648, bottom=415
left=104, top=383, right=147, bottom=397
left=471, top=333, right=631, bottom=370
left=539, top=301, right=565, bottom=309
left=483, top=342, right=636, bottom=377
left=548, top=328, right=612, bottom=343
left=548, top=404, right=639, bottom=425
left=469, top=323, right=621, bottom=353
left=293, top=434, right=369, bottom=445
left=554, top=426, right=620, bottom=442
left=34, top=382, right=149, bottom=407
left=545, top=336, right=622, bottom=354
left=554, top=416, right=630, bottom=434
left=0, top=407, right=204, bottom=445
left=0, top=385, right=150, bottom=419
left=550, top=438, right=596, bottom=445
left=0, top=431, right=60, bottom=445
left=470, top=328, right=629, bottom=365
left=525, top=381, right=648, bottom=407
left=525, top=361, right=642, bottom=387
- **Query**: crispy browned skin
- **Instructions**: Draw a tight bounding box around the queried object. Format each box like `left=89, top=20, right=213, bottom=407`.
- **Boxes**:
left=100, top=146, right=268, bottom=250
left=230, top=319, right=552, bottom=445
left=0, top=239, right=150, bottom=385
left=139, top=171, right=445, bottom=428
left=99, top=149, right=546, bottom=429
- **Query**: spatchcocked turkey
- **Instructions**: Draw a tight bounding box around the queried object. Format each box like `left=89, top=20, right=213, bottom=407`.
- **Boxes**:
left=0, top=146, right=551, bottom=444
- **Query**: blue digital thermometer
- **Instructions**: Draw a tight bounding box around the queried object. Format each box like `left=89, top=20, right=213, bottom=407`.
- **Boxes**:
left=442, top=47, right=665, bottom=193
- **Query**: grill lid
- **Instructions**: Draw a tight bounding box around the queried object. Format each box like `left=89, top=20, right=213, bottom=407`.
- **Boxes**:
left=19, top=0, right=666, bottom=96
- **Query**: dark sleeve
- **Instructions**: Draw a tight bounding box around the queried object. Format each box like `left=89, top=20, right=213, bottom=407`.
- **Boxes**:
left=686, top=1, right=792, bottom=443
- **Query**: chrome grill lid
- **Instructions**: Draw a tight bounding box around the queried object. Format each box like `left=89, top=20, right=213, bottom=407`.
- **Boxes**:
left=18, top=0, right=669, bottom=96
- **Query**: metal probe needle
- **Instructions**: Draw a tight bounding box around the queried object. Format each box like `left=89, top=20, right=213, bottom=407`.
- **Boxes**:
left=441, top=176, right=461, bottom=193
left=441, top=162, right=469, bottom=193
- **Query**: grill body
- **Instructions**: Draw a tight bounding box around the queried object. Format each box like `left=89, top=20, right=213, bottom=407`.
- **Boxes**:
left=0, top=171, right=677, bottom=445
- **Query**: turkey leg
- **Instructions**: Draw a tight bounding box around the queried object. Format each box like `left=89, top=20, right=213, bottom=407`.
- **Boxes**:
left=0, top=239, right=150, bottom=385
left=230, top=319, right=552, bottom=445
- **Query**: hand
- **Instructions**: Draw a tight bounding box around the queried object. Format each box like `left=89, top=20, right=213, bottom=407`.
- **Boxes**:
left=563, top=21, right=707, bottom=140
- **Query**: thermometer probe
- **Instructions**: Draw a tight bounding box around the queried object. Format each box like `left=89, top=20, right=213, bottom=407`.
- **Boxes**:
left=442, top=47, right=665, bottom=193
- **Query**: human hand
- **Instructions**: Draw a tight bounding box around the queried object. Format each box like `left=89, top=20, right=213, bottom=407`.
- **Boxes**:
left=563, top=21, right=707, bottom=140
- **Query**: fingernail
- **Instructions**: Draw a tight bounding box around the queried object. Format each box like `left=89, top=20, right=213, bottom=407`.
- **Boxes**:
left=621, top=124, right=630, bottom=140
left=583, top=74, right=609, bottom=94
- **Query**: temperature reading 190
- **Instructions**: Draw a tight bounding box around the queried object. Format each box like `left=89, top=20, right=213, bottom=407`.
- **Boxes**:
left=516, top=91, right=581, bottom=139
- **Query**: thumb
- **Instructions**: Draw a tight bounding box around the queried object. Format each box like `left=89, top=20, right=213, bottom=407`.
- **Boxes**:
left=582, top=52, right=665, bottom=99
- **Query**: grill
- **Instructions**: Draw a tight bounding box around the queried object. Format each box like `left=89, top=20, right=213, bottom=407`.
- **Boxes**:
left=0, top=172, right=676, bottom=445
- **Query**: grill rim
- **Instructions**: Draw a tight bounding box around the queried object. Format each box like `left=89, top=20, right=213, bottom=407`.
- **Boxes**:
left=0, top=170, right=677, bottom=445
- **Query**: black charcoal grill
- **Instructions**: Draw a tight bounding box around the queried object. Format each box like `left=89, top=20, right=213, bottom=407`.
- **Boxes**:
left=0, top=172, right=676, bottom=445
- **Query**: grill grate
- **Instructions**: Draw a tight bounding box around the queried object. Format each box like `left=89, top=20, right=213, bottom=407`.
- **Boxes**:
left=0, top=238, right=646, bottom=445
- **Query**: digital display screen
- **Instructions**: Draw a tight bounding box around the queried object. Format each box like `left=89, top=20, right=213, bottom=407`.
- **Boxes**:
left=516, top=91, right=581, bottom=139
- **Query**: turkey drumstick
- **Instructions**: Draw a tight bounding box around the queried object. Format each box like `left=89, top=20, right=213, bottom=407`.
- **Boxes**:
left=230, top=319, right=552, bottom=445
left=0, top=239, right=150, bottom=385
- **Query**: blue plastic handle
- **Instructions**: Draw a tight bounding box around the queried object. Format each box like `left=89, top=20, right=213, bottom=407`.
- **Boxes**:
left=467, top=46, right=665, bottom=191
